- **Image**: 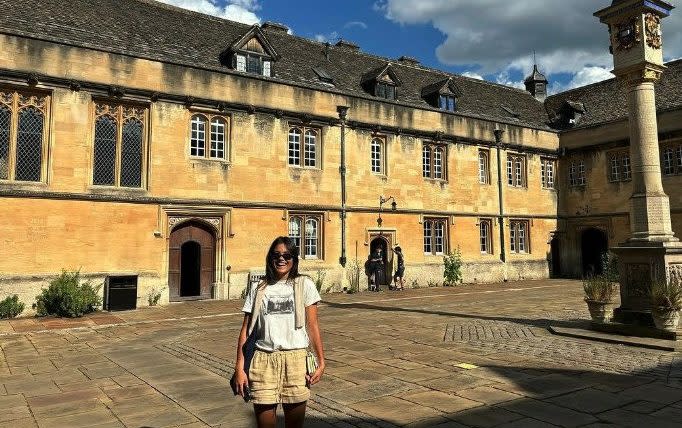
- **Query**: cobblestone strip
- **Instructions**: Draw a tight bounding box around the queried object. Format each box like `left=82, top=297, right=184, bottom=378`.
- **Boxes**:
left=444, top=321, right=545, bottom=342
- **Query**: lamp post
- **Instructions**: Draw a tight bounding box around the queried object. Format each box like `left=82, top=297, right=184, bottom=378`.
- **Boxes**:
left=337, top=105, right=349, bottom=267
left=377, top=195, right=397, bottom=228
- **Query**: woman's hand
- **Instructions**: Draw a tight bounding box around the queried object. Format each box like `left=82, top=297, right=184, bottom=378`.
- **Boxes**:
left=234, top=368, right=249, bottom=397
left=306, top=362, right=325, bottom=386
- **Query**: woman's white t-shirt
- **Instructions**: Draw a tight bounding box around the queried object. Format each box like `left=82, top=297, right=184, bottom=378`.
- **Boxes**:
left=242, top=276, right=321, bottom=352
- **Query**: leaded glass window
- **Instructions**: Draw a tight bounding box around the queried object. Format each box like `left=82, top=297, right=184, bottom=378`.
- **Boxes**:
left=480, top=219, right=492, bottom=254
left=423, top=143, right=446, bottom=180
left=288, top=213, right=322, bottom=259
left=510, top=220, right=530, bottom=254
left=210, top=118, right=226, bottom=159
left=93, top=103, right=147, bottom=188
left=507, top=154, right=526, bottom=187
left=190, top=115, right=206, bottom=157
left=569, top=159, right=586, bottom=187
left=479, top=150, right=490, bottom=184
left=371, top=137, right=384, bottom=174
left=0, top=90, right=49, bottom=182
left=424, top=218, right=448, bottom=255
left=541, top=158, right=555, bottom=189
left=189, top=114, right=228, bottom=160
left=288, top=126, right=320, bottom=168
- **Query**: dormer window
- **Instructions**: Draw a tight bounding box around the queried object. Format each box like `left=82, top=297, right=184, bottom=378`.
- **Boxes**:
left=222, top=25, right=280, bottom=78
left=376, top=82, right=396, bottom=100
left=439, top=94, right=456, bottom=111
left=422, top=77, right=461, bottom=112
left=362, top=63, right=402, bottom=101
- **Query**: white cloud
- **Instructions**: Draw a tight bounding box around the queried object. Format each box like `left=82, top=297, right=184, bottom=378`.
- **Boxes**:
left=378, top=0, right=682, bottom=91
left=550, top=66, right=614, bottom=94
left=315, top=31, right=339, bottom=43
left=344, top=21, right=368, bottom=29
left=158, top=0, right=261, bottom=25
left=462, top=71, right=483, bottom=80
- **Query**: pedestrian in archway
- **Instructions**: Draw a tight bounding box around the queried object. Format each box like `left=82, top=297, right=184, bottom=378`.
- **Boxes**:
left=368, top=246, right=384, bottom=291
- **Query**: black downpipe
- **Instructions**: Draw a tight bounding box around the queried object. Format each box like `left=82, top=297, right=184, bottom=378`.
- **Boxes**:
left=337, top=106, right=349, bottom=267
left=494, top=128, right=506, bottom=264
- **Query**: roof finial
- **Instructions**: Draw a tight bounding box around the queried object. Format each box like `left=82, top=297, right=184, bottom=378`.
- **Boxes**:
left=533, top=50, right=537, bottom=68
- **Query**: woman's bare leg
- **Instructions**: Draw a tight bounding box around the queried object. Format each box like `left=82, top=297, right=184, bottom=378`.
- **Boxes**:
left=282, top=401, right=307, bottom=428
left=254, top=404, right=277, bottom=428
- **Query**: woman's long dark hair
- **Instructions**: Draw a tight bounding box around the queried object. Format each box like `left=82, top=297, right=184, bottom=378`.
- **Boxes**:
left=265, top=236, right=300, bottom=284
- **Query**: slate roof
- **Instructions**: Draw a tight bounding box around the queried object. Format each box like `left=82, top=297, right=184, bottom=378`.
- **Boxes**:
left=545, top=59, right=682, bottom=130
left=0, top=0, right=551, bottom=130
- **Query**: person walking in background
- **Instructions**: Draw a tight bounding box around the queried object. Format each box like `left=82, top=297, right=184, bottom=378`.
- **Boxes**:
left=368, top=246, right=384, bottom=291
left=232, top=236, right=325, bottom=428
left=392, top=246, right=405, bottom=291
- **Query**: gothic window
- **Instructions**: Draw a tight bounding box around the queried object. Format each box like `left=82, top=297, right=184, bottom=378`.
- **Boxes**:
left=423, top=143, right=447, bottom=180
left=371, top=137, right=385, bottom=175
left=288, top=213, right=323, bottom=259
left=288, top=126, right=320, bottom=168
left=93, top=102, right=147, bottom=188
left=0, top=90, right=49, bottom=182
left=507, top=153, right=526, bottom=187
left=608, top=151, right=631, bottom=182
left=569, top=159, right=586, bottom=187
left=424, top=218, right=448, bottom=255
left=541, top=158, right=556, bottom=189
left=479, top=150, right=490, bottom=184
left=510, top=220, right=530, bottom=254
left=189, top=113, right=228, bottom=160
left=480, top=219, right=493, bottom=254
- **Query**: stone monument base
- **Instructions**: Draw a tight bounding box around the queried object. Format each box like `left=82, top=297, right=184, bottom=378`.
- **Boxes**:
left=611, top=240, right=682, bottom=329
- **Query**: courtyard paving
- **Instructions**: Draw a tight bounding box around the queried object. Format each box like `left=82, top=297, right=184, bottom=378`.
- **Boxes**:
left=2, top=279, right=682, bottom=427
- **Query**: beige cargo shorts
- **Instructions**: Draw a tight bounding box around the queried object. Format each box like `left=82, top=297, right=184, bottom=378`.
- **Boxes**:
left=248, top=348, right=309, bottom=405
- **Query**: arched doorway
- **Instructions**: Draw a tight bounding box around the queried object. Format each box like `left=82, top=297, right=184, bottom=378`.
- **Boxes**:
left=369, top=235, right=392, bottom=286
left=168, top=221, right=216, bottom=301
left=581, top=228, right=608, bottom=277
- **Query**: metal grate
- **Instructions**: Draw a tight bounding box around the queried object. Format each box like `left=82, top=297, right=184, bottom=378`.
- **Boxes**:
left=15, top=107, right=43, bottom=182
left=93, top=115, right=117, bottom=186
left=0, top=106, right=9, bottom=179
left=120, top=118, right=142, bottom=188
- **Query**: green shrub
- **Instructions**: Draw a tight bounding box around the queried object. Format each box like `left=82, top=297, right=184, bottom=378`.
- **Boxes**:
left=345, top=260, right=362, bottom=294
left=147, top=288, right=163, bottom=306
left=314, top=269, right=326, bottom=293
left=601, top=252, right=619, bottom=283
left=582, top=274, right=617, bottom=303
left=443, top=249, right=463, bottom=286
left=0, top=295, right=25, bottom=319
left=35, top=270, right=102, bottom=318
left=651, top=278, right=682, bottom=310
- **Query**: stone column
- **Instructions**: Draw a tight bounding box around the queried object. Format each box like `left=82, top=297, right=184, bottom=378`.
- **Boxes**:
left=626, top=75, right=676, bottom=242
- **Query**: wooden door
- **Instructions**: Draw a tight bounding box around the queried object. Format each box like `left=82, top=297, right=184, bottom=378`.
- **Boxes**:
left=168, top=221, right=215, bottom=301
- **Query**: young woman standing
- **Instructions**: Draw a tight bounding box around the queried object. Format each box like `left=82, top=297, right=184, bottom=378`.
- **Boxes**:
left=232, top=236, right=325, bottom=428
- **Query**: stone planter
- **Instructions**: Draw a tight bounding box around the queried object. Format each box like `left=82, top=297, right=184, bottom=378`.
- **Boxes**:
left=585, top=299, right=613, bottom=323
left=651, top=307, right=681, bottom=332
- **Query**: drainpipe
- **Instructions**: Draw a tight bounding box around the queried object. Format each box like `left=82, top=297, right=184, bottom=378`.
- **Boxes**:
left=494, top=128, right=506, bottom=266
left=337, top=106, right=349, bottom=267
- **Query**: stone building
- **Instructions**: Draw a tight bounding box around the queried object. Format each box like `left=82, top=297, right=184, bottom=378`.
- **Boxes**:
left=0, top=0, right=679, bottom=309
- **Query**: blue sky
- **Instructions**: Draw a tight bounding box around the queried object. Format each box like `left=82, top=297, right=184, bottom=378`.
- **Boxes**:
left=161, top=0, right=682, bottom=94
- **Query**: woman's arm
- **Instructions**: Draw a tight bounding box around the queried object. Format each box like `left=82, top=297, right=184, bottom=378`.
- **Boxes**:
left=233, top=313, right=251, bottom=396
left=305, top=303, right=325, bottom=385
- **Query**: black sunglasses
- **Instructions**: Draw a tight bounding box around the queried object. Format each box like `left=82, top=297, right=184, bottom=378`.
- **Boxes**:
left=270, top=252, right=294, bottom=261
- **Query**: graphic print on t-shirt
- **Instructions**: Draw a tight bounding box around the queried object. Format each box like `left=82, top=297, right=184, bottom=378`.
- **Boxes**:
left=265, top=296, right=294, bottom=315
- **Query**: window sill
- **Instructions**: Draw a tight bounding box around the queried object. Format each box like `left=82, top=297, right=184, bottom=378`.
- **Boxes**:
left=507, top=185, right=528, bottom=189
left=423, top=178, right=448, bottom=184
left=88, top=186, right=148, bottom=196
left=299, top=258, right=324, bottom=263
left=189, top=157, right=231, bottom=165
left=288, top=166, right=322, bottom=172
left=541, top=187, right=557, bottom=192
left=0, top=180, right=48, bottom=191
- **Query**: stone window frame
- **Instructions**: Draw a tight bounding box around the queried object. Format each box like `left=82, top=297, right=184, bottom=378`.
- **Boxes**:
left=370, top=135, right=387, bottom=176
left=659, top=143, right=682, bottom=177
left=91, top=101, right=149, bottom=189
left=607, top=150, right=631, bottom=182
left=506, top=152, right=527, bottom=188
left=540, top=157, right=556, bottom=189
left=479, top=218, right=493, bottom=254
left=423, top=217, right=448, bottom=255
left=0, top=88, right=51, bottom=183
left=569, top=158, right=587, bottom=187
left=478, top=149, right=490, bottom=185
left=288, top=212, right=324, bottom=260
left=188, top=112, right=230, bottom=161
left=509, top=219, right=530, bottom=254
left=288, top=125, right=321, bottom=169
left=422, top=142, right=448, bottom=181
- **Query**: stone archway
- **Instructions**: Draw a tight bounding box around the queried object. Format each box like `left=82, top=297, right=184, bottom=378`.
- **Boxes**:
left=369, top=235, right=393, bottom=286
left=581, top=228, right=608, bottom=277
left=168, top=221, right=216, bottom=301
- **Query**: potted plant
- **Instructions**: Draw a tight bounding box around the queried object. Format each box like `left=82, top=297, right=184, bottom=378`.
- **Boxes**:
left=583, top=274, right=617, bottom=323
left=650, top=279, right=682, bottom=332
